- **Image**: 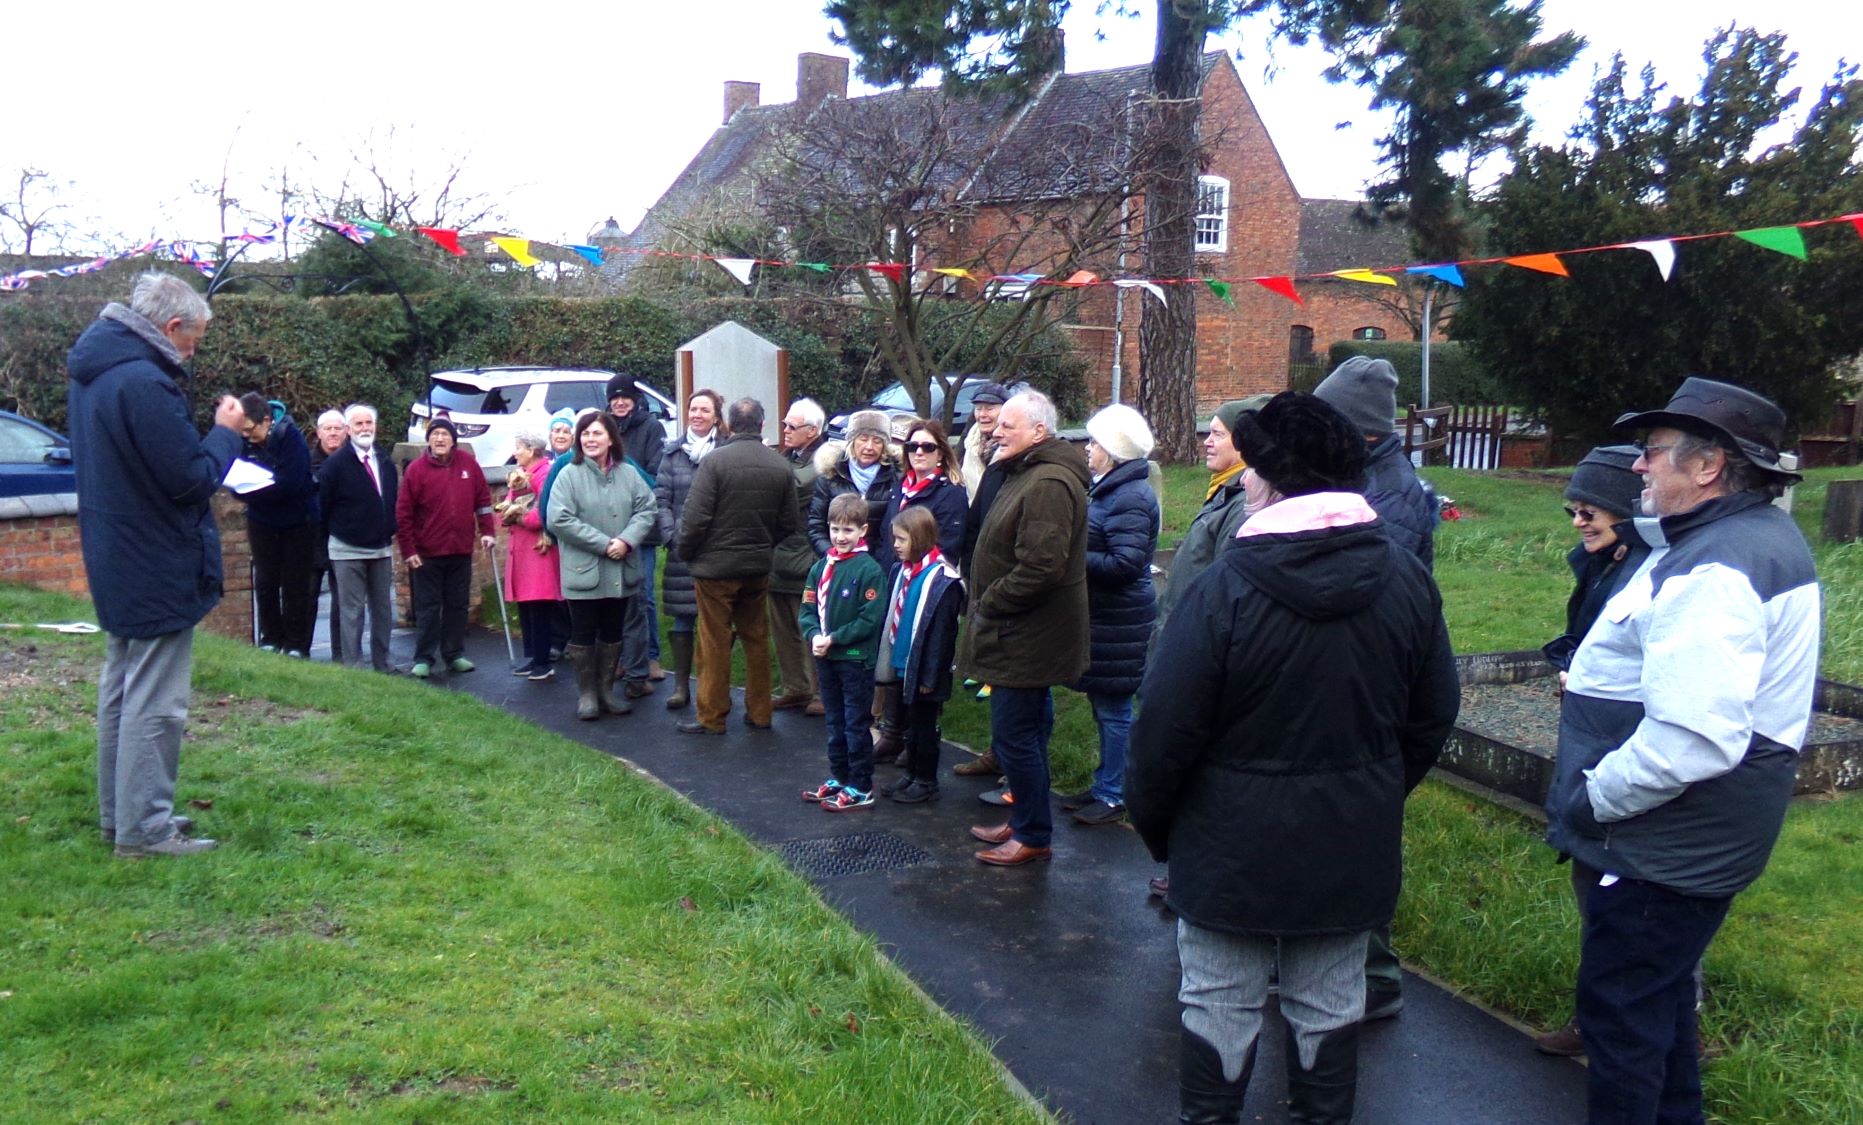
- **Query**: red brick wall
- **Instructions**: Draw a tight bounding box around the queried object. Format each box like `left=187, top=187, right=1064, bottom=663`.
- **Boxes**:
left=0, top=512, right=90, bottom=598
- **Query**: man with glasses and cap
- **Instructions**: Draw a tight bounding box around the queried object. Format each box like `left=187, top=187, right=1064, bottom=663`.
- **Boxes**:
left=1546, top=377, right=1819, bottom=1124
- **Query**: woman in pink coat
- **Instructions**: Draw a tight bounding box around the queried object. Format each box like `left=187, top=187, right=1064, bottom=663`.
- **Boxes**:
left=502, top=433, right=563, bottom=680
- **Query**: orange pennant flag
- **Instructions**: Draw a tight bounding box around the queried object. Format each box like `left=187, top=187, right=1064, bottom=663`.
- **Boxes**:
left=1504, top=253, right=1569, bottom=277
left=1061, top=269, right=1099, bottom=286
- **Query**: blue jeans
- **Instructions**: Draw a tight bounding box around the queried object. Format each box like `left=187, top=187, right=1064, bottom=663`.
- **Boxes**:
left=816, top=657, right=876, bottom=793
left=639, top=546, right=661, bottom=662
left=1577, top=871, right=1731, bottom=1125
left=989, top=685, right=1055, bottom=847
left=1088, top=692, right=1133, bottom=806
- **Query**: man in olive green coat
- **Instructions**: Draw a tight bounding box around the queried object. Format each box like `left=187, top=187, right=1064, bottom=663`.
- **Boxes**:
left=770, top=398, right=829, bottom=715
left=957, top=390, right=1090, bottom=866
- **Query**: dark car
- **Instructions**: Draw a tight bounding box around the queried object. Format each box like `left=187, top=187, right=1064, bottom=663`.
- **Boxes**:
left=0, top=411, right=76, bottom=497
left=826, top=376, right=1017, bottom=441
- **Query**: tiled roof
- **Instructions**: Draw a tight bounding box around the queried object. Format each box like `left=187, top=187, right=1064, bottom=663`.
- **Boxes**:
left=1296, top=198, right=1412, bottom=275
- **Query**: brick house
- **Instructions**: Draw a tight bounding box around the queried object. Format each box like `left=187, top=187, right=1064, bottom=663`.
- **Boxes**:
left=619, top=48, right=1418, bottom=413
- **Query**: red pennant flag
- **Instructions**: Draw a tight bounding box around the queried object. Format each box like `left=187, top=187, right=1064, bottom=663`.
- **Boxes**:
left=1504, top=253, right=1569, bottom=277
left=1840, top=213, right=1863, bottom=240
left=1253, top=276, right=1303, bottom=306
left=864, top=262, right=906, bottom=284
left=418, top=227, right=466, bottom=256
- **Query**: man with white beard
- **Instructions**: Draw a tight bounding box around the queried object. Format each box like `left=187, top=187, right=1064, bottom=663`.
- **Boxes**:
left=317, top=403, right=401, bottom=672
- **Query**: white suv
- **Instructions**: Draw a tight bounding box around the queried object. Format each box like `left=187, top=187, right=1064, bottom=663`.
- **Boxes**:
left=406, top=367, right=679, bottom=465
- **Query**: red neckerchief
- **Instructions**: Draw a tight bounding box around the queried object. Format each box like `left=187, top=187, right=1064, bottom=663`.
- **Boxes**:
left=817, top=541, right=869, bottom=619
left=887, top=545, right=945, bottom=642
left=896, top=466, right=942, bottom=511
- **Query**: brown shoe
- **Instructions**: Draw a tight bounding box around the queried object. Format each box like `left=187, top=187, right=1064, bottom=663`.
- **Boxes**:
left=1534, top=1023, right=1586, bottom=1057
left=1148, top=876, right=1170, bottom=897
left=977, top=840, right=1052, bottom=866
left=648, top=660, right=666, bottom=682
left=970, top=823, right=1013, bottom=845
left=804, top=698, right=825, bottom=717
left=952, top=749, right=1002, bottom=777
left=772, top=694, right=813, bottom=711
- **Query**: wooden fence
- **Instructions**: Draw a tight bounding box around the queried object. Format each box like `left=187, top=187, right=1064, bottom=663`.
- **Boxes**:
left=1403, top=404, right=1510, bottom=469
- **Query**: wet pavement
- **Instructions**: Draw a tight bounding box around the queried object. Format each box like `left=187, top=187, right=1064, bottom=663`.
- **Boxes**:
left=349, top=624, right=1588, bottom=1123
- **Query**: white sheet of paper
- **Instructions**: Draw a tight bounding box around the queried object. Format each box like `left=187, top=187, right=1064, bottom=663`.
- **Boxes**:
left=223, top=458, right=275, bottom=494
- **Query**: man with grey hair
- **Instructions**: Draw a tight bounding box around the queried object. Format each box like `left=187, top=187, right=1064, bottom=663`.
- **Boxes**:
left=67, top=272, right=246, bottom=857
left=770, top=397, right=829, bottom=715
left=1548, top=377, right=1818, bottom=1122
left=318, top=403, right=400, bottom=672
left=308, top=409, right=349, bottom=662
left=960, top=389, right=1090, bottom=865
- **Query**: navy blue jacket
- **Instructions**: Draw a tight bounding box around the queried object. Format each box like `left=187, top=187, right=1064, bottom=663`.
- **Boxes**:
left=1362, top=432, right=1437, bottom=570
left=66, top=312, right=242, bottom=638
left=1074, top=457, right=1160, bottom=697
left=318, top=442, right=399, bottom=551
left=237, top=414, right=318, bottom=530
left=872, top=473, right=968, bottom=576
left=875, top=563, right=966, bottom=703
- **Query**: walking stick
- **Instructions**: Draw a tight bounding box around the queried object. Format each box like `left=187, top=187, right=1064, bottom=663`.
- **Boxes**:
left=484, top=539, right=517, bottom=665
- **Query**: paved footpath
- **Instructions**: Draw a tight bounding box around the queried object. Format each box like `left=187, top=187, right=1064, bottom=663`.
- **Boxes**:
left=406, top=628, right=1586, bottom=1123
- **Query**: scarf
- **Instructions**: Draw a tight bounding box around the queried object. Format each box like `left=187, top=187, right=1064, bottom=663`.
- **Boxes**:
left=815, top=542, right=870, bottom=631
left=1205, top=461, right=1245, bottom=503
left=683, top=429, right=716, bottom=463
left=100, top=302, right=186, bottom=369
left=886, top=545, right=945, bottom=645
left=896, top=466, right=942, bottom=511
left=848, top=456, right=879, bottom=496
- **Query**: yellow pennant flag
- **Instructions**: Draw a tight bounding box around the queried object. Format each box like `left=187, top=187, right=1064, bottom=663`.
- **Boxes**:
left=491, top=237, right=540, bottom=268
left=931, top=267, right=975, bottom=281
left=1331, top=268, right=1398, bottom=287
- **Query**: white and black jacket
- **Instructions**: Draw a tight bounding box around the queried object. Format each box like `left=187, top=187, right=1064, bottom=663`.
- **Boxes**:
left=1546, top=491, right=1820, bottom=897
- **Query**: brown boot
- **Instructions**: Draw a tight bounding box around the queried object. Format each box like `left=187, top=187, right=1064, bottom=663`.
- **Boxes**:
left=567, top=644, right=601, bottom=721
left=665, top=632, right=693, bottom=710
left=953, top=748, right=1003, bottom=777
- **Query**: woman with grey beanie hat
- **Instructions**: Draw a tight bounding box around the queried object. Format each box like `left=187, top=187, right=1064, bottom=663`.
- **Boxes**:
left=1540, top=444, right=1649, bottom=673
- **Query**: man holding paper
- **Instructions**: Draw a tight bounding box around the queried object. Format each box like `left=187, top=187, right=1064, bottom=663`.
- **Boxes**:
left=66, top=272, right=245, bottom=858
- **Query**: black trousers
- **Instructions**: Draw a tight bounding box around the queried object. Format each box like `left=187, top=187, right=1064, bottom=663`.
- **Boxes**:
left=250, top=522, right=317, bottom=655
left=566, top=597, right=629, bottom=646
left=411, top=554, right=473, bottom=665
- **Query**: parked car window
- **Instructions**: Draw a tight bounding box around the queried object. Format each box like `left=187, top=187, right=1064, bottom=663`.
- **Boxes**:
left=543, top=381, right=606, bottom=413
left=428, top=380, right=529, bottom=415
left=0, top=415, right=58, bottom=462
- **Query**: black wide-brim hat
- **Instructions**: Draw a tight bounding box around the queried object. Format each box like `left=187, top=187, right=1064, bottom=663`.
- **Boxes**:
left=1614, top=376, right=1800, bottom=482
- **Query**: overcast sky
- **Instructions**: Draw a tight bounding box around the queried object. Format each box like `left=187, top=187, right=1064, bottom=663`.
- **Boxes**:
left=4, top=0, right=1857, bottom=258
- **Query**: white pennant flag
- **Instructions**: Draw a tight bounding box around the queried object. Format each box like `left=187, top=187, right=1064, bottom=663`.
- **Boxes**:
left=713, top=257, right=756, bottom=287
left=1113, top=278, right=1168, bottom=307
left=1630, top=240, right=1676, bottom=281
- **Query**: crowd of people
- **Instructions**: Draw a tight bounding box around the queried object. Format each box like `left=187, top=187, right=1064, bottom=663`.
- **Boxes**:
left=67, top=272, right=1824, bottom=1125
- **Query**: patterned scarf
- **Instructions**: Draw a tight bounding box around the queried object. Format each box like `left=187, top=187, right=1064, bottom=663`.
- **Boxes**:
left=816, top=541, right=869, bottom=630
left=896, top=466, right=942, bottom=511
left=684, top=429, right=716, bottom=463
left=886, top=545, right=945, bottom=644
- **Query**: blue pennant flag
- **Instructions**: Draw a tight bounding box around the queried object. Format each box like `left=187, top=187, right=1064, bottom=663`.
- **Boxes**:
left=1406, top=264, right=1465, bottom=287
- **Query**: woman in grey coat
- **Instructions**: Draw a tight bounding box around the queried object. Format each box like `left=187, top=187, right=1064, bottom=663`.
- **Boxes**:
left=548, top=411, right=658, bottom=721
left=654, top=388, right=727, bottom=710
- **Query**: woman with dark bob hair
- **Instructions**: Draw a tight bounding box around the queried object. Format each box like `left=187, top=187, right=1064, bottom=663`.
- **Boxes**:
left=547, top=411, right=658, bottom=721
left=1127, top=391, right=1459, bottom=1125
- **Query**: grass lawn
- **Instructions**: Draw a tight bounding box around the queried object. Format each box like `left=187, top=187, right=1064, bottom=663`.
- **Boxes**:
left=0, top=583, right=1041, bottom=1123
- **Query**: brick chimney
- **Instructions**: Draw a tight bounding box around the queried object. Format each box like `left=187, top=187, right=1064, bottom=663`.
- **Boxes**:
left=797, top=53, right=848, bottom=111
left=724, top=80, right=760, bottom=124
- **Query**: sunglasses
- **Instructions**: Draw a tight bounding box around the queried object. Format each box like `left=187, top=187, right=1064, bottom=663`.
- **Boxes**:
left=781, top=421, right=814, bottom=431
left=1563, top=506, right=1601, bottom=523
left=903, top=441, right=941, bottom=454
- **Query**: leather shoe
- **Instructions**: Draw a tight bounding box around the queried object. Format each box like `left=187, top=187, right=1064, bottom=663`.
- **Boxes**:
left=976, top=839, right=1052, bottom=866
left=969, top=823, right=1013, bottom=845
left=771, top=694, right=813, bottom=711
left=1148, top=876, right=1170, bottom=897
left=675, top=719, right=725, bottom=735
left=952, top=749, right=1002, bottom=777
left=804, top=699, right=825, bottom=717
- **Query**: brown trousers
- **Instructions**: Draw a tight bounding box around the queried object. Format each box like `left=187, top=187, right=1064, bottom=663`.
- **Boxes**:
left=766, top=589, right=818, bottom=702
left=694, top=575, right=773, bottom=730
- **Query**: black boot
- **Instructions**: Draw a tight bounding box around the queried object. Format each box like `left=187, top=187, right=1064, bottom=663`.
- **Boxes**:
left=1285, top=1022, right=1358, bottom=1124
left=567, top=644, right=600, bottom=721
left=665, top=632, right=693, bottom=710
left=1178, top=1028, right=1254, bottom=1124
left=595, top=641, right=631, bottom=715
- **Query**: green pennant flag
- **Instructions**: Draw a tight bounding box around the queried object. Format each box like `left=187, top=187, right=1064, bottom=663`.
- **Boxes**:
left=1733, top=225, right=1806, bottom=260
left=1205, top=278, right=1235, bottom=307
left=355, top=219, right=398, bottom=238
left=794, top=261, right=832, bottom=273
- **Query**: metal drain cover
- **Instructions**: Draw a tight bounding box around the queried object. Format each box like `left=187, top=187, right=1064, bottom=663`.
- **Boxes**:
left=778, top=831, right=933, bottom=878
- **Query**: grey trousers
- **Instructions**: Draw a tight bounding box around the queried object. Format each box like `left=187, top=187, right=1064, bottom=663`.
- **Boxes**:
left=1177, top=920, right=1369, bottom=1081
left=333, top=556, right=395, bottom=671
left=767, top=589, right=817, bottom=700
left=97, top=629, right=194, bottom=847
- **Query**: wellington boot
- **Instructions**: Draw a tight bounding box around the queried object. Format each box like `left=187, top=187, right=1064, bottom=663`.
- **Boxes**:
left=665, top=632, right=694, bottom=710
left=596, top=641, right=631, bottom=714
left=1178, top=1028, right=1254, bottom=1124
left=1285, top=1022, right=1358, bottom=1124
left=870, top=682, right=904, bottom=760
left=567, top=644, right=601, bottom=721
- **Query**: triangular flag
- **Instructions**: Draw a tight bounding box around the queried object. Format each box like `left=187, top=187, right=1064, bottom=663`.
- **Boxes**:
left=490, top=236, right=540, bottom=267
left=864, top=262, right=906, bottom=284
left=418, top=227, right=466, bottom=256
left=1842, top=213, right=1863, bottom=240
left=713, top=257, right=756, bottom=287
left=1733, top=225, right=1807, bottom=260
left=1628, top=240, right=1675, bottom=281
left=1204, top=279, right=1236, bottom=307
left=1252, top=276, right=1303, bottom=306
left=1331, top=268, right=1398, bottom=287
left=1061, top=269, right=1099, bottom=286
left=1112, top=278, right=1167, bottom=307
left=794, top=261, right=832, bottom=273
left=931, top=267, right=975, bottom=280
left=566, top=244, right=606, bottom=267
left=1504, top=253, right=1569, bottom=277
left=355, top=219, right=397, bottom=238
left=1406, top=264, right=1465, bottom=288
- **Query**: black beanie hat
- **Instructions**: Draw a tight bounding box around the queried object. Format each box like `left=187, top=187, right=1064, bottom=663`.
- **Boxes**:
left=1564, top=445, right=1643, bottom=519
left=605, top=373, right=638, bottom=402
left=1232, top=392, right=1368, bottom=497
left=426, top=416, right=458, bottom=440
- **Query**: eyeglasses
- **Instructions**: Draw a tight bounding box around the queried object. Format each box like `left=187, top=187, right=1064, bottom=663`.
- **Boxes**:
left=1563, top=506, right=1601, bottom=523
left=903, top=441, right=941, bottom=454
left=781, top=421, right=814, bottom=431
left=1638, top=442, right=1677, bottom=459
